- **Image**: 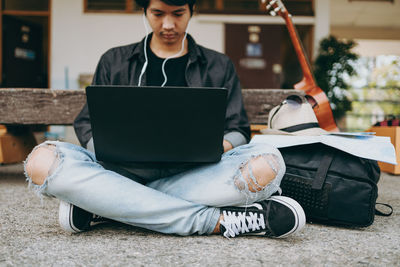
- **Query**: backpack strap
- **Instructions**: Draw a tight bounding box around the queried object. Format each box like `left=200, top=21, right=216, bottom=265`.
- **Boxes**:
left=312, top=148, right=336, bottom=190
left=375, top=202, right=393, bottom=216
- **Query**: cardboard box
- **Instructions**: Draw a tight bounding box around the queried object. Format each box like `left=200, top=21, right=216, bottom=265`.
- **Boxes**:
left=250, top=124, right=267, bottom=138
left=368, top=126, right=400, bottom=175
left=0, top=131, right=37, bottom=164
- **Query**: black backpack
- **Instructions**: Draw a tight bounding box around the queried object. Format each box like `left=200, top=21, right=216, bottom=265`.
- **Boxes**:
left=279, top=143, right=392, bottom=227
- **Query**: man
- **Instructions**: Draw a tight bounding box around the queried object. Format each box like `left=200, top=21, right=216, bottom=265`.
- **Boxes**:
left=25, top=0, right=305, bottom=238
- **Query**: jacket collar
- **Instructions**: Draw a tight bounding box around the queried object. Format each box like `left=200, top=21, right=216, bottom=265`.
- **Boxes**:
left=129, top=33, right=206, bottom=64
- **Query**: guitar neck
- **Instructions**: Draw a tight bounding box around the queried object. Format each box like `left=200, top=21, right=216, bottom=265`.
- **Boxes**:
left=283, top=14, right=317, bottom=89
left=263, top=0, right=339, bottom=132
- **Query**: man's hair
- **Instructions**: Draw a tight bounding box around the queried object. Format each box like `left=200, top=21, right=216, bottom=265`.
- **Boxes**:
left=135, top=0, right=196, bottom=16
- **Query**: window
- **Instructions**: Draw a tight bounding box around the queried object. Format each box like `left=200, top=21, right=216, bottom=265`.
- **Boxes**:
left=84, top=0, right=141, bottom=13
left=349, top=0, right=393, bottom=2
left=83, top=0, right=314, bottom=15
left=2, top=0, right=49, bottom=11
left=196, top=0, right=314, bottom=16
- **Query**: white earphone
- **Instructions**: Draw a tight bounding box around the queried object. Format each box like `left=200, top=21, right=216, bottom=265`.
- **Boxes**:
left=138, top=13, right=150, bottom=86
left=137, top=13, right=190, bottom=87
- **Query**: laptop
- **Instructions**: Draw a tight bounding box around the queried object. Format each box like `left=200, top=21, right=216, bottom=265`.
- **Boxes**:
left=86, top=85, right=227, bottom=163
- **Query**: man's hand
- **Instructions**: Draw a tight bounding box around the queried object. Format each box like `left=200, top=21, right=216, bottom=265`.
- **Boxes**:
left=223, top=140, right=233, bottom=153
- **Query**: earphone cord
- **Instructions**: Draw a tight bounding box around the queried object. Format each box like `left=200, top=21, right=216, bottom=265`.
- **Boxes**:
left=138, top=13, right=149, bottom=86
left=160, top=30, right=188, bottom=87
left=138, top=13, right=190, bottom=87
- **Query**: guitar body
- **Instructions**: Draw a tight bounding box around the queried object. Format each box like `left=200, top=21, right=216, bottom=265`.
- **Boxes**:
left=295, top=78, right=339, bottom=132
left=263, top=0, right=339, bottom=132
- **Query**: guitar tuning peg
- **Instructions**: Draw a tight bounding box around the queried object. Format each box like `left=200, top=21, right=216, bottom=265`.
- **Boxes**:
left=261, top=0, right=267, bottom=3
left=274, top=7, right=281, bottom=13
left=266, top=0, right=277, bottom=8
left=270, top=10, right=276, bottom=16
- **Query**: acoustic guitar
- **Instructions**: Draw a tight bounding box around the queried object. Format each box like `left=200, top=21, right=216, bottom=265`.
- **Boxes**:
left=262, top=0, right=339, bottom=132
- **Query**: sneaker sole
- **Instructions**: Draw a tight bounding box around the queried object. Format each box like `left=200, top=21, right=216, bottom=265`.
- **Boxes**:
left=269, top=196, right=306, bottom=238
left=59, top=200, right=82, bottom=233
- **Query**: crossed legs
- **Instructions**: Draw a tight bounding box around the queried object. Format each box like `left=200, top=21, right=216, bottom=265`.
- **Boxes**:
left=25, top=142, right=284, bottom=235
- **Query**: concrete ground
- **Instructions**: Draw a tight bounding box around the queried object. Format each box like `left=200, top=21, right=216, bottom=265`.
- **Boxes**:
left=1, top=163, right=399, bottom=267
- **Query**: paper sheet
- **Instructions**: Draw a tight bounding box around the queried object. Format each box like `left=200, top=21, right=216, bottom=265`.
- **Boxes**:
left=250, top=134, right=397, bottom=165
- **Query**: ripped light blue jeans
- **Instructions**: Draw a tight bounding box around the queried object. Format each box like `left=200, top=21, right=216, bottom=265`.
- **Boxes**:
left=25, top=141, right=285, bottom=236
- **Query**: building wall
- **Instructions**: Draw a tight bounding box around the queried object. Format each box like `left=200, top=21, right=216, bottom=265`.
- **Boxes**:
left=51, top=0, right=224, bottom=89
left=330, top=0, right=400, bottom=57
left=51, top=0, right=328, bottom=90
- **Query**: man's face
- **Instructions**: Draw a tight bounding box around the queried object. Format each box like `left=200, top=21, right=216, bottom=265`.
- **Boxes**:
left=146, top=0, right=191, bottom=46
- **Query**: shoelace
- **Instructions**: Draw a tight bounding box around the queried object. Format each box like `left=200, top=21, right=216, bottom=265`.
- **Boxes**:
left=91, top=214, right=108, bottom=226
left=220, top=210, right=266, bottom=238
left=92, top=215, right=103, bottom=222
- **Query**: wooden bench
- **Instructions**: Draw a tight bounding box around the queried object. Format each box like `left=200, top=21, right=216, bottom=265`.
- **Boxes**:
left=0, top=88, right=304, bottom=163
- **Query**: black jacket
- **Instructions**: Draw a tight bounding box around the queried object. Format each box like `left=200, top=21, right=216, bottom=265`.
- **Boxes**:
left=74, top=34, right=250, bottom=148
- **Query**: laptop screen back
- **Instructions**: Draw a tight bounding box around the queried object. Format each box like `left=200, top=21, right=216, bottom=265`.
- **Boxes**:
left=86, top=86, right=227, bottom=163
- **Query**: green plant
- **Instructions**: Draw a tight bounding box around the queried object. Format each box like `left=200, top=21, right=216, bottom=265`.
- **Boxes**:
left=313, top=35, right=359, bottom=119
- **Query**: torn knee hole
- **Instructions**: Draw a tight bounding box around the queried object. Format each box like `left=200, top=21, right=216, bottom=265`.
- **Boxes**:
left=26, top=145, right=60, bottom=185
left=234, top=154, right=280, bottom=193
